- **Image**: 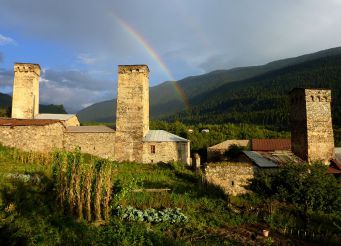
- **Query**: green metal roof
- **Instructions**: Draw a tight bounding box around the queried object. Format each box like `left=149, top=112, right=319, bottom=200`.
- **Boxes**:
left=144, top=130, right=189, bottom=142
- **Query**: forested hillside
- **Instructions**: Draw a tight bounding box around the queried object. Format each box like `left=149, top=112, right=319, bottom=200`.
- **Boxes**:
left=167, top=54, right=341, bottom=129
left=0, top=92, right=11, bottom=108
left=0, top=93, right=67, bottom=116
left=78, top=47, right=341, bottom=122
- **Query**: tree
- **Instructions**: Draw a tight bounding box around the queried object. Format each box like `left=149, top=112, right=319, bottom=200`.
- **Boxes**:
left=249, top=163, right=341, bottom=215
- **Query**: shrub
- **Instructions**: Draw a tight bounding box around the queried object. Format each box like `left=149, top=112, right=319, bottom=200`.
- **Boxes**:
left=224, top=144, right=246, bottom=159
left=248, top=162, right=341, bottom=215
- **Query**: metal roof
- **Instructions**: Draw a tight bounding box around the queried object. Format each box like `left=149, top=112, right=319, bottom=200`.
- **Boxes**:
left=144, top=130, right=189, bottom=142
left=35, top=114, right=76, bottom=121
left=259, top=151, right=302, bottom=165
left=252, top=139, right=291, bottom=151
left=335, top=148, right=341, bottom=163
left=0, top=118, right=60, bottom=126
left=66, top=126, right=115, bottom=133
left=243, top=151, right=278, bottom=168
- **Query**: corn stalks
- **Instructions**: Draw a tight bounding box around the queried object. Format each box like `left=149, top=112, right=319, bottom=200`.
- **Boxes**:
left=52, top=149, right=114, bottom=223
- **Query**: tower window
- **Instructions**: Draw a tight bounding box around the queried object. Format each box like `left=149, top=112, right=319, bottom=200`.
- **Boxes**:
left=151, top=145, right=156, bottom=154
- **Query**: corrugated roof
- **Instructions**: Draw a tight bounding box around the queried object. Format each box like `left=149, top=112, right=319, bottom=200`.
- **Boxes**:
left=252, top=139, right=291, bottom=151
left=66, top=126, right=115, bottom=133
left=144, top=130, right=189, bottom=142
left=0, top=118, right=60, bottom=126
left=35, top=114, right=76, bottom=121
left=259, top=151, right=302, bottom=165
left=243, top=151, right=278, bottom=168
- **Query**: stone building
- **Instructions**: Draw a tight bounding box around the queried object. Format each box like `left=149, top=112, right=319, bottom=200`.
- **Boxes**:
left=205, top=88, right=338, bottom=195
left=35, top=114, right=80, bottom=127
left=207, top=139, right=250, bottom=162
left=0, top=63, right=190, bottom=164
left=10, top=63, right=80, bottom=124
left=11, top=63, right=41, bottom=119
left=114, top=65, right=190, bottom=164
left=290, top=88, right=334, bottom=163
left=115, top=65, right=149, bottom=163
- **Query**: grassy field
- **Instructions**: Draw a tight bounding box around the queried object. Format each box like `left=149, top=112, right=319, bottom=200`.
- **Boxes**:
left=0, top=145, right=339, bottom=245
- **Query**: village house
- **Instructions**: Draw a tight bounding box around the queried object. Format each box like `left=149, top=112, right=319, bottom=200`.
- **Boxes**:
left=205, top=88, right=341, bottom=195
left=0, top=63, right=190, bottom=164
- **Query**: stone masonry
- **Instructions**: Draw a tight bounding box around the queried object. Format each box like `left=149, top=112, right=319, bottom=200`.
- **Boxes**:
left=290, top=88, right=334, bottom=163
left=11, top=63, right=41, bottom=119
left=64, top=132, right=116, bottom=160
left=1, top=62, right=190, bottom=164
left=204, top=162, right=257, bottom=195
left=142, top=141, right=189, bottom=164
left=0, top=122, right=65, bottom=152
left=115, top=65, right=150, bottom=163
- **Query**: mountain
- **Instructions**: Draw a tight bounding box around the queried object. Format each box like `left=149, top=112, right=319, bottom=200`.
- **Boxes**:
left=39, top=104, right=67, bottom=114
left=77, top=46, right=341, bottom=123
left=0, top=93, right=67, bottom=116
left=168, top=54, right=341, bottom=128
left=77, top=99, right=116, bottom=122
left=0, top=92, right=12, bottom=108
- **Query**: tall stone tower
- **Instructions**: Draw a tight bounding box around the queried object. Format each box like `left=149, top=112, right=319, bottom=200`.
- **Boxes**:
left=115, top=65, right=149, bottom=162
left=290, top=88, right=334, bottom=163
left=11, top=63, right=41, bottom=119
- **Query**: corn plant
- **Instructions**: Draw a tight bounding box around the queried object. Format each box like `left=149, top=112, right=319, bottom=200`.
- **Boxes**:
left=52, top=149, right=114, bottom=222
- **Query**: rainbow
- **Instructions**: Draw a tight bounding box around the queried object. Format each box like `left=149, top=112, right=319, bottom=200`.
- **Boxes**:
left=112, top=13, right=190, bottom=110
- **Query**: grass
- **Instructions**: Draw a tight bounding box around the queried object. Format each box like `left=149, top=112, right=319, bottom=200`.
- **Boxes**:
left=0, top=144, right=339, bottom=245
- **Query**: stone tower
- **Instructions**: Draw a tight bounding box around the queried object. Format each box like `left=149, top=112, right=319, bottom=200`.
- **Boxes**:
left=11, top=63, right=41, bottom=119
left=290, top=88, right=334, bottom=163
left=115, top=65, right=149, bottom=162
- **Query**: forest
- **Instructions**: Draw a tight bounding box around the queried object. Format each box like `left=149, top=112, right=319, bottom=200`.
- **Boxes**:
left=167, top=54, right=341, bottom=129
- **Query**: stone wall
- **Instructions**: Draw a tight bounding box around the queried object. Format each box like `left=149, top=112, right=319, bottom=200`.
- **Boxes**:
left=0, top=123, right=64, bottom=152
left=290, top=88, right=334, bottom=163
left=11, top=63, right=41, bottom=119
left=305, top=89, right=334, bottom=162
left=115, top=65, right=150, bottom=163
left=204, top=162, right=257, bottom=195
left=142, top=141, right=190, bottom=164
left=64, top=132, right=116, bottom=160
left=63, top=116, right=80, bottom=127
left=207, top=140, right=250, bottom=162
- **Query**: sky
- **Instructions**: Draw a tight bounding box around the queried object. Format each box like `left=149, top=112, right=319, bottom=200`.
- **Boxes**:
left=1, top=0, right=341, bottom=113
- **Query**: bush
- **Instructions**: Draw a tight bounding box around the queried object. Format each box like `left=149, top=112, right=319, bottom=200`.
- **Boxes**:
left=224, top=144, right=247, bottom=159
left=249, top=162, right=341, bottom=215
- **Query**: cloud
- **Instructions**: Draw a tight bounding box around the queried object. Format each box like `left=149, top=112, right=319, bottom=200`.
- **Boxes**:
left=0, top=52, right=4, bottom=63
left=42, top=69, right=113, bottom=91
left=1, top=0, right=341, bottom=89
left=0, top=68, right=13, bottom=87
left=0, top=67, right=115, bottom=113
left=77, top=53, right=100, bottom=65
left=0, top=34, right=15, bottom=46
left=39, top=80, right=110, bottom=113
left=40, top=69, right=115, bottom=112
